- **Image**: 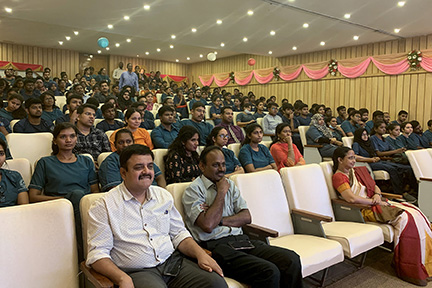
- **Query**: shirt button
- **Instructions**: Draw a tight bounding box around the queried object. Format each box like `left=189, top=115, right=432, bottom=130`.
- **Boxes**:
left=144, top=223, right=147, bottom=226
left=150, top=238, right=153, bottom=241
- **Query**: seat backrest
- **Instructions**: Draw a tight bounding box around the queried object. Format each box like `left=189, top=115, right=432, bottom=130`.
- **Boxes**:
left=165, top=182, right=192, bottom=219
left=10, top=119, right=19, bottom=130
left=227, top=143, right=241, bottom=157
left=280, top=164, right=335, bottom=220
left=156, top=93, right=163, bottom=104
left=2, top=158, right=32, bottom=187
left=97, top=152, right=113, bottom=166
left=256, top=117, right=263, bottom=127
left=153, top=148, right=168, bottom=175
left=233, top=112, right=242, bottom=126
left=342, top=136, right=354, bottom=148
left=406, top=149, right=432, bottom=179
left=0, top=199, right=78, bottom=288
left=231, top=170, right=294, bottom=236
left=80, top=193, right=105, bottom=256
left=319, top=162, right=338, bottom=199
left=94, top=118, right=103, bottom=127
left=298, top=126, right=308, bottom=147
left=55, top=96, right=67, bottom=112
left=154, top=119, right=161, bottom=127
left=6, top=132, right=53, bottom=168
left=205, top=105, right=211, bottom=120
left=262, top=140, right=272, bottom=148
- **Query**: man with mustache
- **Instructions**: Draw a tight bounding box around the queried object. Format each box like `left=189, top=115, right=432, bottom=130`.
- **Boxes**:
left=87, top=144, right=227, bottom=288
left=182, top=146, right=303, bottom=288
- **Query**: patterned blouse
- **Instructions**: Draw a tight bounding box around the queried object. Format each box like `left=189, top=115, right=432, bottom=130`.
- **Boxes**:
left=165, top=151, right=201, bottom=184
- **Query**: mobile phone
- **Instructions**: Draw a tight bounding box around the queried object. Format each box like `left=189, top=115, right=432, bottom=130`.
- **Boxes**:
left=228, top=240, right=255, bottom=250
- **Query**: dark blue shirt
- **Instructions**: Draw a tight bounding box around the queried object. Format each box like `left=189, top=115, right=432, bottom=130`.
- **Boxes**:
left=238, top=144, right=274, bottom=170
left=96, top=120, right=124, bottom=132
left=151, top=125, right=179, bottom=149
left=13, top=118, right=53, bottom=133
left=222, top=148, right=241, bottom=174
left=179, top=119, right=213, bottom=146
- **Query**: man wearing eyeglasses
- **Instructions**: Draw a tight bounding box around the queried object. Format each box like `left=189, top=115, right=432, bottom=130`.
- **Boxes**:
left=262, top=103, right=283, bottom=136
left=216, top=106, right=244, bottom=145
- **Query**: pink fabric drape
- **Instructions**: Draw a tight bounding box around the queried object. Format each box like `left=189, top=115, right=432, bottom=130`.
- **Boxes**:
left=279, top=66, right=302, bottom=81
left=235, top=71, right=254, bottom=85
left=371, top=58, right=409, bottom=75
left=302, top=62, right=329, bottom=79
left=167, top=75, right=187, bottom=82
left=420, top=57, right=432, bottom=72
left=199, top=75, right=214, bottom=86
left=338, top=57, right=372, bottom=78
left=253, top=68, right=274, bottom=84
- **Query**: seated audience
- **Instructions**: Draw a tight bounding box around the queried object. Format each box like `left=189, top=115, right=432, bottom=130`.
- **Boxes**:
left=96, top=103, right=124, bottom=132
left=253, top=100, right=266, bottom=118
left=164, top=126, right=201, bottom=184
left=358, top=108, right=369, bottom=127
left=179, top=102, right=213, bottom=146
left=324, top=107, right=333, bottom=118
left=386, top=123, right=405, bottom=150
left=398, top=122, right=421, bottom=150
left=0, top=138, right=29, bottom=207
left=326, top=116, right=346, bottom=141
left=295, top=103, right=311, bottom=126
left=73, top=104, right=111, bottom=160
left=340, top=109, right=362, bottom=136
left=306, top=114, right=342, bottom=157
left=210, top=95, right=222, bottom=125
left=216, top=106, right=244, bottom=145
left=222, top=92, right=234, bottom=108
left=93, top=80, right=113, bottom=103
left=262, top=102, right=283, bottom=135
left=99, top=130, right=165, bottom=191
left=383, top=112, right=391, bottom=125
left=20, top=79, right=39, bottom=100
left=232, top=98, right=242, bottom=112
left=151, top=106, right=179, bottom=148
left=132, top=101, right=155, bottom=130
left=117, top=89, right=133, bottom=111
left=336, top=106, right=347, bottom=125
left=205, top=127, right=244, bottom=177
left=104, top=96, right=125, bottom=120
left=0, top=92, right=26, bottom=122
left=236, top=102, right=256, bottom=128
left=238, top=123, right=277, bottom=173
left=391, top=110, right=408, bottom=125
left=270, top=123, right=305, bottom=172
left=365, top=110, right=384, bottom=134
left=410, top=120, right=430, bottom=148
left=56, top=94, right=83, bottom=124
left=188, top=88, right=208, bottom=110
left=174, top=88, right=188, bottom=119
left=370, top=121, right=407, bottom=161
left=110, top=108, right=153, bottom=151
left=332, top=146, right=432, bottom=286
left=424, top=119, right=432, bottom=146
left=40, top=91, right=63, bottom=123
left=13, top=98, right=53, bottom=133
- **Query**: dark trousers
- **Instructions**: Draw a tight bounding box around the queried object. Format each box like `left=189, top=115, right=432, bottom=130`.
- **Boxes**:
left=202, top=235, right=303, bottom=288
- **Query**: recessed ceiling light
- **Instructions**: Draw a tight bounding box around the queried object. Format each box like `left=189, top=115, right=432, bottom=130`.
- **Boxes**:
left=216, top=19, right=222, bottom=25
left=200, top=54, right=203, bottom=58
left=170, top=45, right=174, bottom=49
left=220, top=42, right=225, bottom=47
left=268, top=51, right=273, bottom=55
left=292, top=46, right=297, bottom=50
left=145, top=51, right=149, bottom=55
left=124, top=16, right=130, bottom=20
left=344, top=13, right=351, bottom=19
left=320, top=41, right=325, bottom=46
left=176, top=59, right=179, bottom=62
left=106, top=47, right=110, bottom=50
left=394, top=28, right=400, bottom=33
left=303, top=23, right=309, bottom=28
left=90, top=55, right=93, bottom=58
left=191, top=28, right=197, bottom=33
left=214, top=51, right=218, bottom=55
left=87, top=58, right=91, bottom=61
left=157, top=48, right=161, bottom=52
left=353, top=35, right=359, bottom=40
left=74, top=31, right=79, bottom=36
left=115, top=43, right=120, bottom=47
left=270, top=30, right=276, bottom=36
left=5, top=7, right=12, bottom=13
left=288, top=0, right=295, bottom=2
left=187, top=57, right=190, bottom=60
left=137, top=55, right=139, bottom=57
left=107, top=24, right=113, bottom=29
left=243, top=37, right=248, bottom=42
left=171, top=34, right=176, bottom=39
left=397, top=1, right=405, bottom=7
left=247, top=10, right=254, bottom=16
left=58, top=41, right=63, bottom=45
left=65, top=36, right=71, bottom=41
left=97, top=50, right=101, bottom=54
left=126, top=38, right=131, bottom=43
left=143, top=5, right=150, bottom=10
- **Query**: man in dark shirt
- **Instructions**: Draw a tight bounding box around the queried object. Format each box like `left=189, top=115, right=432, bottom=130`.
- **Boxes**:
left=13, top=98, right=53, bottom=133
left=96, top=103, right=124, bottom=132
left=56, top=94, right=83, bottom=124
left=20, top=79, right=39, bottom=101
left=216, top=106, right=244, bottom=145
left=93, top=81, right=113, bottom=103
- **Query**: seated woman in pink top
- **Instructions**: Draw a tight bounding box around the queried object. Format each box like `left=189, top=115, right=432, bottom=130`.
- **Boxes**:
left=270, top=123, right=305, bottom=172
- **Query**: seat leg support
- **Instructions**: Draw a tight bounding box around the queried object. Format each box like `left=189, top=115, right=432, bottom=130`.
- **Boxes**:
left=346, top=252, right=367, bottom=269
left=307, top=267, right=329, bottom=288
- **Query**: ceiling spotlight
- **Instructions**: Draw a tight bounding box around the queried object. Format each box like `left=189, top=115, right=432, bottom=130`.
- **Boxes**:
left=137, top=55, right=139, bottom=57
left=5, top=7, right=12, bottom=13
left=171, top=34, right=176, bottom=39
left=394, top=28, right=400, bottom=33
left=243, top=37, right=248, bottom=42
left=74, top=31, right=79, bottom=36
left=124, top=16, right=130, bottom=20
left=292, top=46, right=297, bottom=50
left=145, top=51, right=149, bottom=55
left=97, top=50, right=101, bottom=54
left=157, top=48, right=161, bottom=52
left=89, top=55, right=93, bottom=58
left=107, top=24, right=113, bottom=29
left=143, top=5, right=150, bottom=10
left=353, top=35, right=359, bottom=40
left=214, top=51, right=218, bottom=55
left=126, top=38, right=131, bottom=42
left=115, top=43, right=120, bottom=47
left=187, top=57, right=190, bottom=60
left=220, top=42, right=225, bottom=47
left=320, top=41, right=325, bottom=46
left=170, top=45, right=174, bottom=49
left=65, top=36, right=71, bottom=41
left=303, top=23, right=309, bottom=28
left=344, top=13, right=351, bottom=19
left=191, top=28, right=197, bottom=33
left=176, top=59, right=179, bottom=62
left=58, top=41, right=63, bottom=45
left=270, top=30, right=276, bottom=36
left=200, top=54, right=203, bottom=58
left=106, top=47, right=110, bottom=50
left=397, top=1, right=406, bottom=7
left=216, top=19, right=222, bottom=25
left=268, top=51, right=273, bottom=55
left=247, top=10, right=254, bottom=16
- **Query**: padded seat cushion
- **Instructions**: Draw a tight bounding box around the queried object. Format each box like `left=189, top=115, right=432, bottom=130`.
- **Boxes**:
left=366, top=222, right=394, bottom=243
left=322, top=222, right=384, bottom=258
left=373, top=170, right=390, bottom=180
left=225, top=277, right=248, bottom=288
left=269, top=235, right=344, bottom=278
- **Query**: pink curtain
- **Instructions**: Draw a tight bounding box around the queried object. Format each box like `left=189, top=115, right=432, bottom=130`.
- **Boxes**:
left=168, top=75, right=187, bottom=82
left=420, top=57, right=432, bottom=72
left=235, top=71, right=254, bottom=85
left=302, top=62, right=329, bottom=79
left=199, top=75, right=214, bottom=86
left=253, top=68, right=274, bottom=84
left=279, top=65, right=302, bottom=81
left=371, top=58, right=409, bottom=75
left=338, top=57, right=372, bottom=78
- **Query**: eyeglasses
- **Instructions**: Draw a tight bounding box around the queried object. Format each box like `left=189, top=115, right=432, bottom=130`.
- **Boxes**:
left=218, top=134, right=230, bottom=139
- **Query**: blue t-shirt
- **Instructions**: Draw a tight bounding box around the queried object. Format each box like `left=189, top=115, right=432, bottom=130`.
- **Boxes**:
left=238, top=144, right=274, bottom=170
left=236, top=113, right=256, bottom=126
left=365, top=120, right=374, bottom=134
left=0, top=169, right=27, bottom=207
left=96, top=120, right=124, bottom=132
left=340, top=120, right=360, bottom=135
left=0, top=108, right=13, bottom=122
left=352, top=142, right=371, bottom=157
left=29, top=155, right=97, bottom=196
left=13, top=118, right=53, bottom=133
left=424, top=130, right=432, bottom=145
left=386, top=136, right=405, bottom=150
left=295, top=115, right=311, bottom=126
left=188, top=98, right=208, bottom=110
left=42, top=108, right=63, bottom=123
left=222, top=148, right=241, bottom=174
left=210, top=104, right=222, bottom=126
left=179, top=119, right=213, bottom=146
left=98, top=152, right=161, bottom=191
left=151, top=125, right=179, bottom=149
left=370, top=135, right=392, bottom=152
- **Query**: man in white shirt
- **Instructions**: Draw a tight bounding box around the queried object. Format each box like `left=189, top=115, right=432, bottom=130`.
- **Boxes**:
left=112, top=62, right=125, bottom=81
left=86, top=144, right=226, bottom=288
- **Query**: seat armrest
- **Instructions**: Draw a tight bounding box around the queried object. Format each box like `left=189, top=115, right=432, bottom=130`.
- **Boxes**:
left=381, top=192, right=403, bottom=199
left=331, top=198, right=370, bottom=209
left=331, top=199, right=366, bottom=223
left=80, top=262, right=114, bottom=288
left=419, top=177, right=432, bottom=182
left=304, top=144, right=323, bottom=148
left=243, top=223, right=279, bottom=238
left=291, top=208, right=332, bottom=222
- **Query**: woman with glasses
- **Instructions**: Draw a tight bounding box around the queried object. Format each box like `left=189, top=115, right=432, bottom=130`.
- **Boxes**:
left=206, top=127, right=244, bottom=177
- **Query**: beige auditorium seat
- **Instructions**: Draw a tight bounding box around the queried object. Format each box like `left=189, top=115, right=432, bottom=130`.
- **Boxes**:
left=319, top=161, right=396, bottom=244
left=231, top=170, right=344, bottom=285
left=156, top=93, right=163, bottom=103
left=93, top=118, right=103, bottom=126
left=298, top=126, right=332, bottom=164
left=280, top=164, right=384, bottom=264
left=206, top=119, right=215, bottom=127
left=153, top=148, right=168, bottom=175
left=233, top=111, right=242, bottom=126
left=196, top=145, right=206, bottom=155
left=6, top=132, right=53, bottom=171
left=105, top=130, right=114, bottom=139
left=228, top=143, right=241, bottom=157
left=256, top=117, right=263, bottom=127
left=55, top=96, right=67, bottom=112
left=2, top=158, right=32, bottom=187
left=405, top=149, right=432, bottom=221
left=165, top=182, right=250, bottom=288
left=154, top=119, right=161, bottom=127
left=0, top=199, right=78, bottom=288
left=205, top=105, right=212, bottom=120
left=97, top=152, right=113, bottom=166
left=262, top=140, right=272, bottom=148
left=10, top=119, right=19, bottom=131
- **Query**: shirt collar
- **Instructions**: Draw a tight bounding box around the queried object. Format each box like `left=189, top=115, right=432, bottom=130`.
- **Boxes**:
left=119, top=182, right=153, bottom=203
left=200, top=175, right=217, bottom=190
